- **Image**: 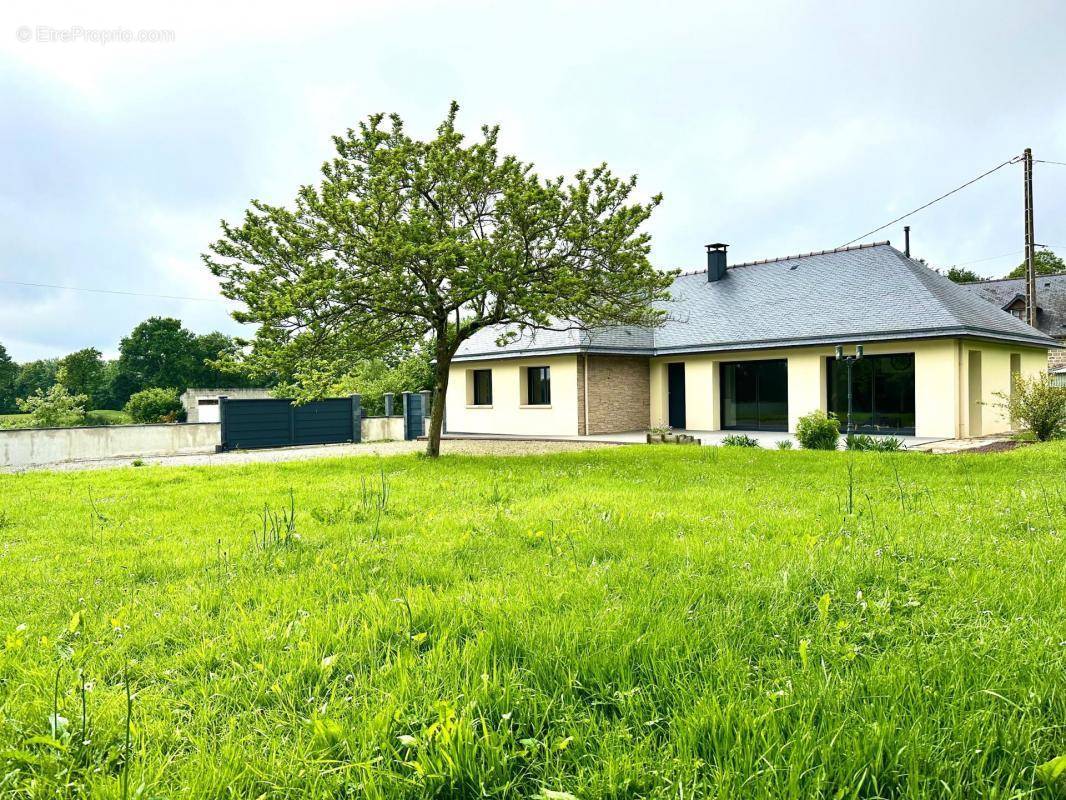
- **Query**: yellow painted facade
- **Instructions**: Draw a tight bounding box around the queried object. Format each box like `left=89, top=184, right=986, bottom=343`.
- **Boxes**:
left=449, top=338, right=1050, bottom=440
left=650, top=338, right=1048, bottom=439
left=445, top=354, right=580, bottom=436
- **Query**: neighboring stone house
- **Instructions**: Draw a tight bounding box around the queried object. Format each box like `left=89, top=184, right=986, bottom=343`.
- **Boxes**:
left=959, top=273, right=1066, bottom=371
left=446, top=242, right=1058, bottom=440
left=181, top=388, right=273, bottom=422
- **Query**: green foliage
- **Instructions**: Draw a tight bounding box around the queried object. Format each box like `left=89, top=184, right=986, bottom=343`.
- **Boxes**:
left=994, top=373, right=1066, bottom=441
left=116, top=317, right=199, bottom=394
left=86, top=409, right=133, bottom=426
left=845, top=434, right=904, bottom=451
left=115, top=318, right=254, bottom=403
left=0, top=409, right=130, bottom=430
left=1004, top=249, right=1065, bottom=279
left=56, top=347, right=109, bottom=409
left=0, top=342, right=17, bottom=413
left=945, top=266, right=981, bottom=283
left=775, top=439, right=794, bottom=449
left=795, top=409, right=841, bottom=450
left=329, top=353, right=433, bottom=415
left=15, top=358, right=59, bottom=401
left=124, top=388, right=184, bottom=423
left=205, top=102, right=675, bottom=455
left=1, top=444, right=1065, bottom=796
left=721, top=433, right=760, bottom=447
left=16, top=384, right=88, bottom=428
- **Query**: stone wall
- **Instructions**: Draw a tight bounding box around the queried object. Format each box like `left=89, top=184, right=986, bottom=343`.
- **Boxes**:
left=585, top=356, right=650, bottom=434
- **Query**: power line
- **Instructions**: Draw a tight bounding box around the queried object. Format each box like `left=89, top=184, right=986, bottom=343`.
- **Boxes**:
left=839, top=155, right=1022, bottom=248
left=1034, top=159, right=1066, bottom=166
left=0, top=278, right=229, bottom=304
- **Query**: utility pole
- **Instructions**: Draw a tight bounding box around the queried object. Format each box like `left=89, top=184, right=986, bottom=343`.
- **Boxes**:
left=1023, top=147, right=1037, bottom=326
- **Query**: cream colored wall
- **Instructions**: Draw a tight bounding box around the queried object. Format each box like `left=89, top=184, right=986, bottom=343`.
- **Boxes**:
left=455, top=338, right=1049, bottom=440
left=446, top=355, right=580, bottom=436
left=649, top=338, right=1024, bottom=439
left=914, top=339, right=960, bottom=439
left=958, top=341, right=1049, bottom=436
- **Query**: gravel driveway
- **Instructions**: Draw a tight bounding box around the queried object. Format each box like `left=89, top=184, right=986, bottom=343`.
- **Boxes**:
left=4, top=438, right=620, bottom=473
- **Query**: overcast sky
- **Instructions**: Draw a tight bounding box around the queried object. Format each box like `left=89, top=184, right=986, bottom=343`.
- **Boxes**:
left=3, top=0, right=1066, bottom=362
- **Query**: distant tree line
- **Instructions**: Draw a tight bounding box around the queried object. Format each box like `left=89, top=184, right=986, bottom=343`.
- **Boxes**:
left=0, top=317, right=263, bottom=414
left=944, top=249, right=1064, bottom=284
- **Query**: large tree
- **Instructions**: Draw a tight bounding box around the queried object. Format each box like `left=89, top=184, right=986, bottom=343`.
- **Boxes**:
left=15, top=359, right=59, bottom=402
left=56, top=347, right=108, bottom=409
left=0, top=343, right=17, bottom=413
left=117, top=317, right=199, bottom=393
left=945, top=266, right=981, bottom=284
left=206, top=104, right=675, bottom=456
left=1005, top=249, right=1065, bottom=279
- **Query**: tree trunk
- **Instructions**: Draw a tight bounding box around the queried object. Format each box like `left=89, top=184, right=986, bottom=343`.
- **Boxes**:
left=425, top=349, right=452, bottom=458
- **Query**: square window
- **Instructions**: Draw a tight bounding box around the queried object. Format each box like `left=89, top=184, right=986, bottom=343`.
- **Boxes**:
left=526, top=366, right=551, bottom=405
left=472, top=369, right=492, bottom=405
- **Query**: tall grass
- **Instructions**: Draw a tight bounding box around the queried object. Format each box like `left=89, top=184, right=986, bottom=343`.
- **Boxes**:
left=0, top=444, right=1064, bottom=797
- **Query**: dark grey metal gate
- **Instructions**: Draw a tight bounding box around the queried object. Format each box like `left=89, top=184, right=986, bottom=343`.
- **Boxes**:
left=219, top=395, right=361, bottom=451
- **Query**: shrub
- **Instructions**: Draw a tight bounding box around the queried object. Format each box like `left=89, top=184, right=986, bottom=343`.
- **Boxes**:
left=16, top=385, right=88, bottom=428
left=775, top=439, right=794, bottom=450
left=795, top=410, right=840, bottom=450
left=721, top=434, right=760, bottom=448
left=124, top=388, right=183, bottom=423
left=845, top=433, right=874, bottom=451
left=994, top=374, right=1066, bottom=441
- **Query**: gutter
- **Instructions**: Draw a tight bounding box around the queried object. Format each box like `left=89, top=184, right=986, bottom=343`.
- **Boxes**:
left=453, top=327, right=1058, bottom=363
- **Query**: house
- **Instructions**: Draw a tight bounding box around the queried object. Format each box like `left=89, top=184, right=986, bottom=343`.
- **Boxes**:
left=445, top=242, right=1059, bottom=440
left=958, top=273, right=1066, bottom=372
left=180, top=388, right=273, bottom=422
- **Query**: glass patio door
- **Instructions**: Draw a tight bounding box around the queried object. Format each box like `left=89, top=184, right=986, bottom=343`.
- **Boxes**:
left=720, top=360, right=788, bottom=431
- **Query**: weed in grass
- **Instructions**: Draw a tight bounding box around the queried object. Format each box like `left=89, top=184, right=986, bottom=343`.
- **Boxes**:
left=88, top=487, right=110, bottom=528
left=256, top=488, right=300, bottom=550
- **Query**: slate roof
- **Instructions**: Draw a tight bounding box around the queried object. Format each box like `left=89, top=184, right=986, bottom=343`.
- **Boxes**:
left=454, top=243, right=1059, bottom=362
left=958, top=273, right=1066, bottom=341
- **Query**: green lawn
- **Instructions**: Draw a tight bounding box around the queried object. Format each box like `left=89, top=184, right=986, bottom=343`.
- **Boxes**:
left=1, top=444, right=1064, bottom=798
left=0, top=410, right=133, bottom=430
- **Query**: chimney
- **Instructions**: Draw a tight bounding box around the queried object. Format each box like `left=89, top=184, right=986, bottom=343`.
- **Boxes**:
left=904, top=226, right=911, bottom=258
left=706, top=243, right=728, bottom=282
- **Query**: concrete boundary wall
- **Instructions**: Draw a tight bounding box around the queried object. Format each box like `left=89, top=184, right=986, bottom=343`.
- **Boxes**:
left=1, top=416, right=408, bottom=469
left=0, top=423, right=222, bottom=468
left=361, top=416, right=405, bottom=442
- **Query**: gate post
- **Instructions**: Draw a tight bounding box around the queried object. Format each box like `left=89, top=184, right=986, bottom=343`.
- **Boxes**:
left=350, top=394, right=362, bottom=443
left=383, top=393, right=394, bottom=417
left=217, top=395, right=228, bottom=452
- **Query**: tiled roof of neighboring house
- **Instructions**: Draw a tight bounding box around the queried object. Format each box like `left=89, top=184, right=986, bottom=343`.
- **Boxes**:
left=454, top=243, right=1059, bottom=362
left=958, top=272, right=1066, bottom=341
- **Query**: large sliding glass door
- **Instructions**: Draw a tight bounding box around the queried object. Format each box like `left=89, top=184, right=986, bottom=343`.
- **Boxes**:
left=827, top=353, right=915, bottom=434
left=720, top=360, right=788, bottom=431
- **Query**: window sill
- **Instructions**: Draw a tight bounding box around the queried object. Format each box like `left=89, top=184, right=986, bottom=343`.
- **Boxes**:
left=520, top=404, right=552, bottom=409
left=466, top=404, right=493, bottom=409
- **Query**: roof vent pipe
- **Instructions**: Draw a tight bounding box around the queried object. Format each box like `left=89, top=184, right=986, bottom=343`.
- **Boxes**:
left=706, top=243, right=728, bottom=282
left=904, top=226, right=911, bottom=258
